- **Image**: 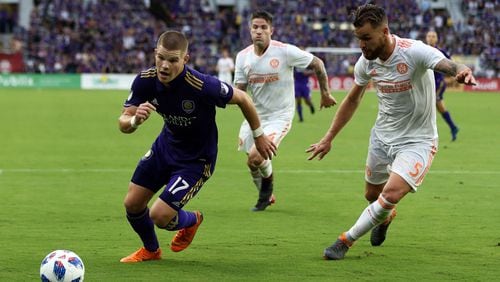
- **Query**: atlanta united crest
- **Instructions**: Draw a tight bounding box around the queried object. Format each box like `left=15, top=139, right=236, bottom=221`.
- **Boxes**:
left=396, top=63, right=408, bottom=74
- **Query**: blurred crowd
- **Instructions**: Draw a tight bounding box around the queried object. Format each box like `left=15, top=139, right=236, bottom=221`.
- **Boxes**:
left=5, top=0, right=498, bottom=77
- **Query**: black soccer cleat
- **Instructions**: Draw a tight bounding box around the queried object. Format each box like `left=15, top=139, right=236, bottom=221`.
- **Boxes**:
left=324, top=233, right=351, bottom=260
left=251, top=176, right=273, bottom=212
left=370, top=209, right=397, bottom=246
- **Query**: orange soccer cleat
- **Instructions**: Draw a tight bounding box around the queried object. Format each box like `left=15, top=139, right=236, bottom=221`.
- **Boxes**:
left=170, top=211, right=204, bottom=252
left=120, top=247, right=162, bottom=263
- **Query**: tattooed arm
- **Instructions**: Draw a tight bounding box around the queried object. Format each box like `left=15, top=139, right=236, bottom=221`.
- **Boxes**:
left=307, top=56, right=337, bottom=108
left=434, top=58, right=477, bottom=85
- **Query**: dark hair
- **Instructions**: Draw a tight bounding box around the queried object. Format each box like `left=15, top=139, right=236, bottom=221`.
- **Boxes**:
left=250, top=10, right=273, bottom=25
left=157, top=30, right=188, bottom=53
left=352, top=4, right=387, bottom=28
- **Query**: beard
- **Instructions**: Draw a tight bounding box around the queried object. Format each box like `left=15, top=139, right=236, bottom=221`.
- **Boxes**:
left=362, top=36, right=387, bottom=60
left=362, top=43, right=385, bottom=60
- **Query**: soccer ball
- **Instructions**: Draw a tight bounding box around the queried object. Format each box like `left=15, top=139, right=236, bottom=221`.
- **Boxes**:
left=40, top=250, right=85, bottom=282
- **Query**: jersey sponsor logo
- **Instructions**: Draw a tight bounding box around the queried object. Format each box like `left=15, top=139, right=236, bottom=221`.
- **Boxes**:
left=161, top=114, right=196, bottom=126
left=376, top=79, right=413, bottom=93
left=396, top=63, right=408, bottom=74
left=182, top=100, right=195, bottom=114
left=220, top=82, right=230, bottom=97
left=269, top=58, right=280, bottom=68
left=248, top=73, right=279, bottom=84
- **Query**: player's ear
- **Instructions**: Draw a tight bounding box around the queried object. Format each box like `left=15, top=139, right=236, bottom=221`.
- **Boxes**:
left=382, top=25, right=389, bottom=36
left=183, top=53, right=190, bottom=64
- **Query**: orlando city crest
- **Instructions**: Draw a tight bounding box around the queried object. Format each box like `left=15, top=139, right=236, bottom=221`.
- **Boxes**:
left=182, top=100, right=195, bottom=114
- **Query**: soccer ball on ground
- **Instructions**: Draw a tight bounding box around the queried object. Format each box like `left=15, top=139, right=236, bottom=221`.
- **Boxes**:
left=40, top=250, right=85, bottom=282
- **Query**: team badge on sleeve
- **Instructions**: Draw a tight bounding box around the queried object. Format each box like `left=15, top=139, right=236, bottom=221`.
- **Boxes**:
left=220, top=82, right=230, bottom=97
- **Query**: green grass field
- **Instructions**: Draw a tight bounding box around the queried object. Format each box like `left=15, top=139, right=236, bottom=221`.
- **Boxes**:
left=0, top=88, right=499, bottom=281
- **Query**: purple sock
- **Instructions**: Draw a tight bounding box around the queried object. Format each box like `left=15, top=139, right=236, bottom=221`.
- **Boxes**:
left=442, top=111, right=457, bottom=130
left=166, top=210, right=197, bottom=231
left=126, top=208, right=159, bottom=252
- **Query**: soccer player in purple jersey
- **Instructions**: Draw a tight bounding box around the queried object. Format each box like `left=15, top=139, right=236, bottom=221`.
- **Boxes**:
left=294, top=67, right=315, bottom=122
left=426, top=30, right=460, bottom=141
left=118, top=30, right=276, bottom=263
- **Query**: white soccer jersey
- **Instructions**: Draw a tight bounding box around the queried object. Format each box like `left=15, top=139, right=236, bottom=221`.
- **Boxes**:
left=217, top=57, right=234, bottom=84
left=354, top=35, right=446, bottom=145
left=234, top=40, right=313, bottom=120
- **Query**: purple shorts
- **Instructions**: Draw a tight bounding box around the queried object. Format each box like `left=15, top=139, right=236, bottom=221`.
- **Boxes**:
left=295, top=85, right=311, bottom=99
left=131, top=142, right=215, bottom=210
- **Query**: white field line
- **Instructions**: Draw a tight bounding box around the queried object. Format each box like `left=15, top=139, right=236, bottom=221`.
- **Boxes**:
left=0, top=168, right=499, bottom=175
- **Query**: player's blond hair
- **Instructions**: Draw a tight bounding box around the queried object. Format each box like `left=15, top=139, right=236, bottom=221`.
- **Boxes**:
left=157, top=30, right=188, bottom=53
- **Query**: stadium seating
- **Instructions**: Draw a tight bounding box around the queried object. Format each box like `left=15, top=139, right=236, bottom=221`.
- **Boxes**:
left=13, top=0, right=497, bottom=78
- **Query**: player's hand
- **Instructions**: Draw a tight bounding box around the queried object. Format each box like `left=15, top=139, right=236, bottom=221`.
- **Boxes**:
left=455, top=68, right=477, bottom=86
left=320, top=93, right=337, bottom=109
left=306, top=139, right=332, bottom=161
left=254, top=134, right=277, bottom=160
left=135, top=102, right=156, bottom=125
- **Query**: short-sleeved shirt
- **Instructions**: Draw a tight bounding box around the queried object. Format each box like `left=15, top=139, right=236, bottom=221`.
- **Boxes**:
left=234, top=40, right=313, bottom=120
left=354, top=35, right=445, bottom=145
left=124, top=65, right=234, bottom=162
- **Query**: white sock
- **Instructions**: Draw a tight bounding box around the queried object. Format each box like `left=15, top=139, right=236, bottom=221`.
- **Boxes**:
left=346, top=195, right=395, bottom=241
left=258, top=159, right=272, bottom=178
left=250, top=169, right=261, bottom=191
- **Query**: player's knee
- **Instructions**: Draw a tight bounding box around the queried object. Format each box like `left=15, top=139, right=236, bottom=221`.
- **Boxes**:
left=365, top=183, right=384, bottom=202
left=123, top=197, right=146, bottom=214
left=247, top=153, right=263, bottom=168
left=364, top=190, right=379, bottom=202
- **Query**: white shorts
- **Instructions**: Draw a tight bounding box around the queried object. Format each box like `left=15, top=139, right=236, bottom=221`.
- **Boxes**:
left=365, top=134, right=438, bottom=191
left=238, top=117, right=292, bottom=153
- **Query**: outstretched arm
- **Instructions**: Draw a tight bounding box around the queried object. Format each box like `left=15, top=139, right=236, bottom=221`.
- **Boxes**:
left=434, top=58, right=477, bottom=85
left=307, top=56, right=337, bottom=109
left=306, top=83, right=366, bottom=160
left=229, top=87, right=277, bottom=160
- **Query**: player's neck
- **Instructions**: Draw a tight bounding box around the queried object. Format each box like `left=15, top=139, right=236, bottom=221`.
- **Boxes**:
left=254, top=44, right=269, bottom=56
left=380, top=35, right=395, bottom=61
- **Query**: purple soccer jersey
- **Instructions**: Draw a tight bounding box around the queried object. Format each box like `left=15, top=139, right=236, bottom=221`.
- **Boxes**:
left=294, top=69, right=311, bottom=98
left=125, top=66, right=233, bottom=161
left=124, top=66, right=233, bottom=209
left=434, top=47, right=451, bottom=101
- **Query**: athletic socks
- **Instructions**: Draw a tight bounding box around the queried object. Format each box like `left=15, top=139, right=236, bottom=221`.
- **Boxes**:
left=126, top=208, right=159, bottom=252
left=297, top=104, right=303, bottom=121
left=258, top=159, right=273, bottom=179
left=442, top=111, right=458, bottom=131
left=345, top=195, right=396, bottom=242
left=250, top=168, right=262, bottom=191
left=164, top=209, right=198, bottom=231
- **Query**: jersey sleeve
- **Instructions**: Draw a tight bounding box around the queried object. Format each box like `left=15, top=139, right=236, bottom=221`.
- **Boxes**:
left=286, top=44, right=314, bottom=68
left=124, top=74, right=151, bottom=107
left=201, top=74, right=234, bottom=108
left=410, top=41, right=446, bottom=70
left=233, top=51, right=247, bottom=85
left=353, top=56, right=371, bottom=86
